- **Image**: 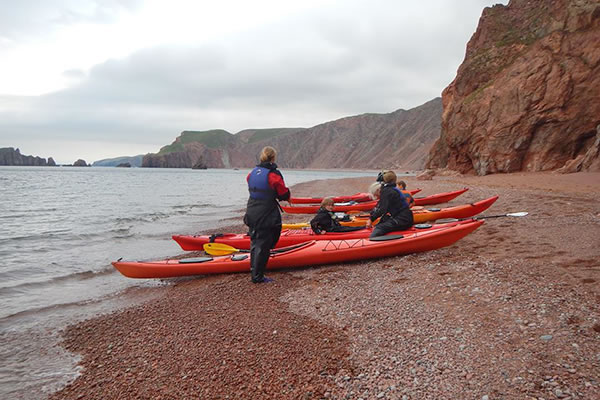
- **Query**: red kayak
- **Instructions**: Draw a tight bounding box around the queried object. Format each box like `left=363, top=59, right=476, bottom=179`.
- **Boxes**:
left=282, top=189, right=479, bottom=215
left=173, top=220, right=467, bottom=251
left=413, top=188, right=468, bottom=206
left=288, top=189, right=422, bottom=204
left=282, top=200, right=378, bottom=214
left=113, top=219, right=484, bottom=278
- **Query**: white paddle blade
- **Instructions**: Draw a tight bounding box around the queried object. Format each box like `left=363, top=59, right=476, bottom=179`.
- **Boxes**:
left=507, top=212, right=528, bottom=217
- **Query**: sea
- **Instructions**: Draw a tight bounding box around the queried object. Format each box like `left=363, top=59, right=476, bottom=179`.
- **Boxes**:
left=0, top=166, right=375, bottom=399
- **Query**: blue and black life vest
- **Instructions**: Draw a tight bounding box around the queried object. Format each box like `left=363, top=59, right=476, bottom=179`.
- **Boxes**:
left=248, top=166, right=276, bottom=200
left=392, top=186, right=409, bottom=209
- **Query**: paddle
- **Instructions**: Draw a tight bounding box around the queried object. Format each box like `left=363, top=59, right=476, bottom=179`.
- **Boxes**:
left=436, top=212, right=528, bottom=223
left=203, top=242, right=309, bottom=256
left=203, top=243, right=249, bottom=256
left=476, top=211, right=528, bottom=219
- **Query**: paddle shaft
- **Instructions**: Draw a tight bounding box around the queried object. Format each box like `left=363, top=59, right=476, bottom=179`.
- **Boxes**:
left=437, top=212, right=528, bottom=223
left=474, top=212, right=528, bottom=219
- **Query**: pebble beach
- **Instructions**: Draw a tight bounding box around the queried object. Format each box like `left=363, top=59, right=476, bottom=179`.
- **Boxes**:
left=50, top=172, right=600, bottom=400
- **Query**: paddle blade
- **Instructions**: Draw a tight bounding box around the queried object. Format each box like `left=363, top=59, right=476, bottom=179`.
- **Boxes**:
left=203, top=242, right=242, bottom=256
left=282, top=223, right=310, bottom=229
left=506, top=212, right=528, bottom=217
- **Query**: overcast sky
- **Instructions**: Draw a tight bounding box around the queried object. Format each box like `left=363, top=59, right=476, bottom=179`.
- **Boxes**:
left=0, top=0, right=507, bottom=164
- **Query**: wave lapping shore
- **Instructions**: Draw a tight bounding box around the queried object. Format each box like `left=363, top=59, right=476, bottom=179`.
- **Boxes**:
left=51, top=172, right=600, bottom=400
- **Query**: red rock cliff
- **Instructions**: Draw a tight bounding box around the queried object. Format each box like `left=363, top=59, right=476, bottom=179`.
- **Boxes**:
left=426, top=0, right=600, bottom=175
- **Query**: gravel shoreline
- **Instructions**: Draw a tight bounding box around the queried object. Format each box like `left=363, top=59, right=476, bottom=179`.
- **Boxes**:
left=51, top=172, right=600, bottom=400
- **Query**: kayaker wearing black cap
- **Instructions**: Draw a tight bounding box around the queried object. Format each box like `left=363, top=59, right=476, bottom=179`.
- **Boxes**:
left=366, top=170, right=413, bottom=238
left=377, top=171, right=415, bottom=208
left=243, top=146, right=290, bottom=283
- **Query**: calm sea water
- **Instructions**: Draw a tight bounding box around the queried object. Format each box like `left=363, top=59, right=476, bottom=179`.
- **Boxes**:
left=0, top=166, right=374, bottom=399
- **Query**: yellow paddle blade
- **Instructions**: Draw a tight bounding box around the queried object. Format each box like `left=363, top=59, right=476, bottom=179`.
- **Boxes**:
left=203, top=242, right=245, bottom=256
left=282, top=222, right=310, bottom=229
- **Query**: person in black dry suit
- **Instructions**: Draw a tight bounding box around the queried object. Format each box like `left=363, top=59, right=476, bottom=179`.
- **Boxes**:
left=366, top=170, right=414, bottom=238
left=243, top=146, right=290, bottom=283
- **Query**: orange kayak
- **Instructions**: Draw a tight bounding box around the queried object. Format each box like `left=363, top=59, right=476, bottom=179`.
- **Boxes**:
left=113, top=219, right=484, bottom=279
left=281, top=196, right=498, bottom=229
left=288, top=189, right=421, bottom=204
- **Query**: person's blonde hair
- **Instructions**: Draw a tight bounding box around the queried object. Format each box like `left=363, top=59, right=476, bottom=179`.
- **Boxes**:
left=259, top=146, right=277, bottom=163
left=368, top=182, right=381, bottom=199
left=382, top=170, right=397, bottom=184
left=321, top=197, right=334, bottom=207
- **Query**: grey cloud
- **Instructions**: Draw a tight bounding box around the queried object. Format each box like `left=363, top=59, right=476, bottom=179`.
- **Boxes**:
left=0, top=0, right=141, bottom=40
left=62, top=69, right=86, bottom=78
left=1, top=0, right=507, bottom=155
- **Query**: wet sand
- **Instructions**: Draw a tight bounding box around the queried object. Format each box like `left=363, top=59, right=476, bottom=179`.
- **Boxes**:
left=51, top=172, right=600, bottom=400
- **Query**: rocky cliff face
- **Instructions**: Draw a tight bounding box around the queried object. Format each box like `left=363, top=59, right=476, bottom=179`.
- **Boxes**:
left=143, top=142, right=241, bottom=168
left=427, top=0, right=600, bottom=175
left=278, top=98, right=441, bottom=170
left=0, top=147, right=55, bottom=166
left=142, top=98, right=441, bottom=170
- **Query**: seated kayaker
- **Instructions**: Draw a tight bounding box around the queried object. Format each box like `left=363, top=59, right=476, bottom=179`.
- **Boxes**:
left=367, top=170, right=414, bottom=238
left=368, top=181, right=382, bottom=199
left=377, top=173, right=414, bottom=208
left=397, top=180, right=415, bottom=208
left=310, top=197, right=365, bottom=234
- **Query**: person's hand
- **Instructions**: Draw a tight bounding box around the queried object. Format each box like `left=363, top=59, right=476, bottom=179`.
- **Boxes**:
left=365, top=219, right=372, bottom=228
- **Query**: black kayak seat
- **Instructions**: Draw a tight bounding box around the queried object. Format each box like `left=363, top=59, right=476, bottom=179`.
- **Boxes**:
left=179, top=257, right=213, bottom=264
left=369, top=234, right=404, bottom=241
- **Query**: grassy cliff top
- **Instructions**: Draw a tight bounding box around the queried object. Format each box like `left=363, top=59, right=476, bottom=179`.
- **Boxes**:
left=158, top=130, right=233, bottom=154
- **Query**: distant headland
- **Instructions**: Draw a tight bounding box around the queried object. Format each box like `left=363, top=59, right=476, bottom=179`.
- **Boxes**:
left=0, top=148, right=89, bottom=167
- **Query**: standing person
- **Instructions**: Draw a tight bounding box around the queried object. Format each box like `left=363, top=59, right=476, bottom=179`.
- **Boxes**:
left=366, top=170, right=413, bottom=238
left=310, top=197, right=365, bottom=234
left=243, top=146, right=290, bottom=283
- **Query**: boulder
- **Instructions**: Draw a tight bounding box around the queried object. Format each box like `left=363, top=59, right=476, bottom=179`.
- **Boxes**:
left=192, top=159, right=208, bottom=169
left=416, top=169, right=435, bottom=180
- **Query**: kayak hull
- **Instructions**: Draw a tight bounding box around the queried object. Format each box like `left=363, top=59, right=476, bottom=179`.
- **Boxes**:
left=174, top=220, right=467, bottom=251
left=282, top=200, right=378, bottom=214
left=114, top=220, right=484, bottom=279
left=413, top=188, right=468, bottom=206
left=283, top=188, right=471, bottom=213
left=282, top=196, right=498, bottom=229
left=289, top=189, right=421, bottom=204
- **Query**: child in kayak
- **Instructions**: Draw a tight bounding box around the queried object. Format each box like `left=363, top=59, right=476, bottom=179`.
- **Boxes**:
left=397, top=180, right=415, bottom=208
left=366, top=171, right=414, bottom=238
left=310, top=197, right=365, bottom=234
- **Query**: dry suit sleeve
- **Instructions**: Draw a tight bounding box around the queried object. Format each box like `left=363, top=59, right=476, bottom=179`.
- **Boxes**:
left=268, top=172, right=291, bottom=201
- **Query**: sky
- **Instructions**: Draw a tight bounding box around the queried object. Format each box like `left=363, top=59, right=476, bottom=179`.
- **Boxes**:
left=0, top=0, right=508, bottom=164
